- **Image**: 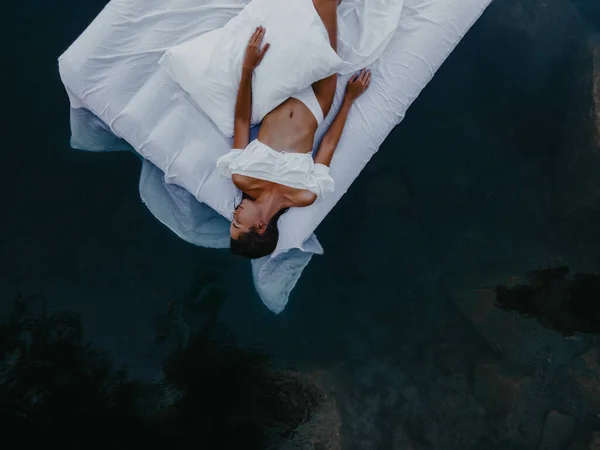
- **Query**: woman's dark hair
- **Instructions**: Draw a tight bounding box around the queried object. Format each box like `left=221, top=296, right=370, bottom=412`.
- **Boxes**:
left=231, top=207, right=288, bottom=259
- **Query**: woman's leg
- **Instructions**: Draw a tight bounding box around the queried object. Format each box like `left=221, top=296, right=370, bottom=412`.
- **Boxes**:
left=311, top=0, right=338, bottom=117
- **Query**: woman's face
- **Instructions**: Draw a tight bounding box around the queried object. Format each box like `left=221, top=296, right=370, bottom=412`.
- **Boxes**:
left=230, top=199, right=264, bottom=240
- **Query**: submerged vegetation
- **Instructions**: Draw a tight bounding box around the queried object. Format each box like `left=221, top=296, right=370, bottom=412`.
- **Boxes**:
left=0, top=294, right=322, bottom=449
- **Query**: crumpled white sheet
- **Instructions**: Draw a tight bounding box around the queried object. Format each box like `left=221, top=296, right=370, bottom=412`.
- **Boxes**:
left=59, top=0, right=493, bottom=313
left=337, top=0, right=404, bottom=74
left=70, top=107, right=232, bottom=249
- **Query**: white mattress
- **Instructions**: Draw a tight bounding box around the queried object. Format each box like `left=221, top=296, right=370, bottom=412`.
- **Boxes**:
left=59, top=0, right=493, bottom=313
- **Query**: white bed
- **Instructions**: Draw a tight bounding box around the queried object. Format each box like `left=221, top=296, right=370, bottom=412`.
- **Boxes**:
left=59, top=0, right=493, bottom=313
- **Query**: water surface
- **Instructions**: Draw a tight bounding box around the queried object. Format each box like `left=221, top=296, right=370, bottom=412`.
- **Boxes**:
left=5, top=0, right=600, bottom=448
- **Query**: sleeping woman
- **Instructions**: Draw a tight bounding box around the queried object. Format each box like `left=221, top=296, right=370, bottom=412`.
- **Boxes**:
left=216, top=0, right=371, bottom=258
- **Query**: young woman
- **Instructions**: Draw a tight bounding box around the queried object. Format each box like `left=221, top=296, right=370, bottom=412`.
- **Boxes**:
left=217, top=0, right=371, bottom=258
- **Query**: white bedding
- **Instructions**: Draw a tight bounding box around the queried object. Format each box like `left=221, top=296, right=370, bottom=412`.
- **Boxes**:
left=159, top=0, right=347, bottom=136
left=59, top=0, right=493, bottom=313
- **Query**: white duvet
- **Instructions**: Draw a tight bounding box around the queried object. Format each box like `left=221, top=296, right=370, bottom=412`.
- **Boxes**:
left=59, top=0, right=493, bottom=313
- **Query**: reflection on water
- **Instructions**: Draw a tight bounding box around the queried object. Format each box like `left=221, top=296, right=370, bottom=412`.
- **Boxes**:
left=5, top=0, right=600, bottom=448
left=1, top=295, right=326, bottom=449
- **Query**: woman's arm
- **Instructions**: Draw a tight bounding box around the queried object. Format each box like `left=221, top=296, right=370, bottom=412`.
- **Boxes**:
left=233, top=26, right=270, bottom=150
left=314, top=69, right=371, bottom=167
left=233, top=68, right=254, bottom=149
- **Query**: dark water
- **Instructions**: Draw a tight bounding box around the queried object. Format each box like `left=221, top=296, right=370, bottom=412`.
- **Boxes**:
left=6, top=0, right=600, bottom=448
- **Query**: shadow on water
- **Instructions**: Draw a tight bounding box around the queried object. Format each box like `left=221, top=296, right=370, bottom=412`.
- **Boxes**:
left=0, top=295, right=322, bottom=450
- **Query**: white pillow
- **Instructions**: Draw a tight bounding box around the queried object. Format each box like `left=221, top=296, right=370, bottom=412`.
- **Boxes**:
left=159, top=0, right=345, bottom=137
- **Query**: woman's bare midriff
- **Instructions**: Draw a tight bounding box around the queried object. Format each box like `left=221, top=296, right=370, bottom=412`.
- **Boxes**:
left=257, top=97, right=319, bottom=154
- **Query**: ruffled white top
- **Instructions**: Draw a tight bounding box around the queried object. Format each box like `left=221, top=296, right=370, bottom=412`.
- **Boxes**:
left=216, top=139, right=335, bottom=199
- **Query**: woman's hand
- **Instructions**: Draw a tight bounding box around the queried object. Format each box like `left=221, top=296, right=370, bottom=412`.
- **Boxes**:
left=344, top=68, right=371, bottom=102
left=242, top=26, right=270, bottom=72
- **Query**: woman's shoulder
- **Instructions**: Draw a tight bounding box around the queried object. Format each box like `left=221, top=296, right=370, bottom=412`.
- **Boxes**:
left=232, top=173, right=260, bottom=190
left=289, top=189, right=317, bottom=207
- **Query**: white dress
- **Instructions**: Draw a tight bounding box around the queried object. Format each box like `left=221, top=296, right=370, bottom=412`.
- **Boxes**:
left=216, top=139, right=335, bottom=200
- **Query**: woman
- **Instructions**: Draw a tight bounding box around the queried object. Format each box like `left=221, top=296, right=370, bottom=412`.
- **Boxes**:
left=217, top=0, right=371, bottom=258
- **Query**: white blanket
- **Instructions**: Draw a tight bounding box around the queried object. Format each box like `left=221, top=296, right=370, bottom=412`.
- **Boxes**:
left=59, top=0, right=493, bottom=313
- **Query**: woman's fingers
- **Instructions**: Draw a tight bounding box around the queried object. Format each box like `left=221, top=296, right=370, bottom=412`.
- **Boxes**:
left=257, top=27, right=267, bottom=49
left=250, top=26, right=264, bottom=46
left=258, top=42, right=270, bottom=59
